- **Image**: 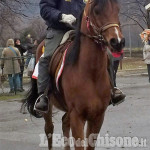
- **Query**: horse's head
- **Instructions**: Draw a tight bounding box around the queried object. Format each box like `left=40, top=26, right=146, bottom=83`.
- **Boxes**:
left=82, top=0, right=125, bottom=52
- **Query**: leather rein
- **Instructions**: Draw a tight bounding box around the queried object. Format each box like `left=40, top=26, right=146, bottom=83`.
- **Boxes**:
left=81, top=0, right=120, bottom=45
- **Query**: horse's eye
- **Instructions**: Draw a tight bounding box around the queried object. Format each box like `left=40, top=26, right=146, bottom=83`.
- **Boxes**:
left=94, top=7, right=100, bottom=15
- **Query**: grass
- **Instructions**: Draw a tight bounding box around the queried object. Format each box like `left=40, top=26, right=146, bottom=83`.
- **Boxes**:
left=124, top=47, right=143, bottom=51
left=119, top=57, right=147, bottom=71
left=0, top=77, right=30, bottom=101
left=0, top=94, right=25, bottom=101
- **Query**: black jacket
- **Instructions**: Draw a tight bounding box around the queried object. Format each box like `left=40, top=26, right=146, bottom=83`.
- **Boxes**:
left=15, top=44, right=27, bottom=56
left=40, top=0, right=85, bottom=30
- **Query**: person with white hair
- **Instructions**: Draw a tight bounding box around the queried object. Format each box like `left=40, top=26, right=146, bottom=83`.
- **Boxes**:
left=1, top=39, right=22, bottom=93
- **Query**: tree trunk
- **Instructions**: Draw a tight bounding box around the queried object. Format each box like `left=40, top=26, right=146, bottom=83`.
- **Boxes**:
left=147, top=11, right=150, bottom=29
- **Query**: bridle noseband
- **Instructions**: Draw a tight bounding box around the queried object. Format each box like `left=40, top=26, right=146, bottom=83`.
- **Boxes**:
left=81, top=0, right=120, bottom=45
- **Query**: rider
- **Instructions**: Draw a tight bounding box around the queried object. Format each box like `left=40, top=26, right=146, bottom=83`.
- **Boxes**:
left=35, top=0, right=126, bottom=112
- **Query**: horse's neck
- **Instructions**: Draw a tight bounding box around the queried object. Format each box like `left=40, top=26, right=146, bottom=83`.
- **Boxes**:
left=79, top=18, right=108, bottom=76
left=78, top=36, right=108, bottom=78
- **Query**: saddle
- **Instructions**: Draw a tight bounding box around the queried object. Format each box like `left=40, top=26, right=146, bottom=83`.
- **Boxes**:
left=50, top=30, right=75, bottom=88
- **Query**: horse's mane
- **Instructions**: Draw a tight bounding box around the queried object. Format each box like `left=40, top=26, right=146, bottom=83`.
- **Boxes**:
left=65, top=11, right=83, bottom=65
left=94, top=0, right=118, bottom=12
left=95, top=0, right=118, bottom=5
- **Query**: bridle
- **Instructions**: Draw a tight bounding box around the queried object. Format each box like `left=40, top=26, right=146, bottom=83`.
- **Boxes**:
left=81, top=0, right=120, bottom=45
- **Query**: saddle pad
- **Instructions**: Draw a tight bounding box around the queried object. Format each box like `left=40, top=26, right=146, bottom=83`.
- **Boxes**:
left=32, top=43, right=71, bottom=91
left=60, top=30, right=74, bottom=45
left=55, top=43, right=71, bottom=91
left=32, top=54, right=44, bottom=79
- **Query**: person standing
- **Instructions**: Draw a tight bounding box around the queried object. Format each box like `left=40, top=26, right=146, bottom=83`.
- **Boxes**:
left=143, top=36, right=150, bottom=83
left=112, top=50, right=124, bottom=87
left=14, top=38, right=27, bottom=91
left=25, top=35, right=37, bottom=68
left=1, top=39, right=22, bottom=93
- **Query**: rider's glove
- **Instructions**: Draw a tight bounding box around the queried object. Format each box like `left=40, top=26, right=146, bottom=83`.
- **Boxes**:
left=60, top=14, right=76, bottom=25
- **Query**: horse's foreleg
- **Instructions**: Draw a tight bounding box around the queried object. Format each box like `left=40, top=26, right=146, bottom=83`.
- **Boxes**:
left=43, top=103, right=54, bottom=150
left=70, top=110, right=85, bottom=150
left=86, top=113, right=105, bottom=150
left=62, top=112, right=70, bottom=150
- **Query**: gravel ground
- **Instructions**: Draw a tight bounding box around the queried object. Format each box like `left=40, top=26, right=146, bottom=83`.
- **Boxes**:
left=0, top=75, right=150, bottom=150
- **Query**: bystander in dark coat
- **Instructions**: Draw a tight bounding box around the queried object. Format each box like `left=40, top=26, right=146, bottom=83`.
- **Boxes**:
left=15, top=38, right=27, bottom=90
left=25, top=36, right=37, bottom=68
left=112, top=50, right=124, bottom=87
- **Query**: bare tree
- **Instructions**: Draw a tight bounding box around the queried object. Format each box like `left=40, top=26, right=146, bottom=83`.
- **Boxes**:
left=30, top=18, right=47, bottom=41
left=0, top=0, right=38, bottom=17
left=120, top=0, right=150, bottom=30
left=20, top=18, right=47, bottom=44
left=0, top=6, right=19, bottom=46
left=0, top=0, right=40, bottom=46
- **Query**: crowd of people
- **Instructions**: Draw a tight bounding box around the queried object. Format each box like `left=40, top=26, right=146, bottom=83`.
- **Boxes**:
left=0, top=35, right=38, bottom=93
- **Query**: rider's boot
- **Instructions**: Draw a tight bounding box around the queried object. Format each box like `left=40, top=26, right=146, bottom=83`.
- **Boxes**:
left=107, top=49, right=126, bottom=106
left=34, top=56, right=51, bottom=113
left=110, top=87, right=126, bottom=105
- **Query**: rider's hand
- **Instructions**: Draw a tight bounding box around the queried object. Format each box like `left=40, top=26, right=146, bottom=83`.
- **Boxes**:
left=60, top=14, right=76, bottom=25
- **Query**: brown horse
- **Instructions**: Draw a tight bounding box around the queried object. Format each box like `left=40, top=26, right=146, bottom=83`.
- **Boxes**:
left=25, top=0, right=125, bottom=149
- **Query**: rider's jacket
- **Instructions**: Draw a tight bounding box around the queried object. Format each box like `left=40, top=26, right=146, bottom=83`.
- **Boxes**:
left=40, top=0, right=86, bottom=30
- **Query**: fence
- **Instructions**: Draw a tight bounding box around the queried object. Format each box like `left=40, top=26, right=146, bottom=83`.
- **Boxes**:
left=0, top=55, right=34, bottom=94
left=0, top=56, right=25, bottom=72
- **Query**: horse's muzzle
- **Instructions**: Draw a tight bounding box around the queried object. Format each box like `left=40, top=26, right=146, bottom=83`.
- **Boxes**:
left=110, top=38, right=125, bottom=52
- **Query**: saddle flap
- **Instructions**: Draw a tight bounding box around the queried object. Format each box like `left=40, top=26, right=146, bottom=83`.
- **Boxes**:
left=50, top=32, right=75, bottom=86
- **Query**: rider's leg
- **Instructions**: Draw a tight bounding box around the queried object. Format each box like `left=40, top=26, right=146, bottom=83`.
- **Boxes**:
left=35, top=29, right=65, bottom=112
left=113, top=60, right=120, bottom=87
left=107, top=49, right=126, bottom=105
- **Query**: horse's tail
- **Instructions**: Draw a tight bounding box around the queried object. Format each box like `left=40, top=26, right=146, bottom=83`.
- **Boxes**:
left=23, top=78, right=42, bottom=118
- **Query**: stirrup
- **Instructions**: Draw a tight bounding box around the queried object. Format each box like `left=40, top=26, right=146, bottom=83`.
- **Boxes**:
left=34, top=94, right=49, bottom=114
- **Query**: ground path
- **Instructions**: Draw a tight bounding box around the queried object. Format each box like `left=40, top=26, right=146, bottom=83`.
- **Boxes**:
left=0, top=75, right=150, bottom=150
